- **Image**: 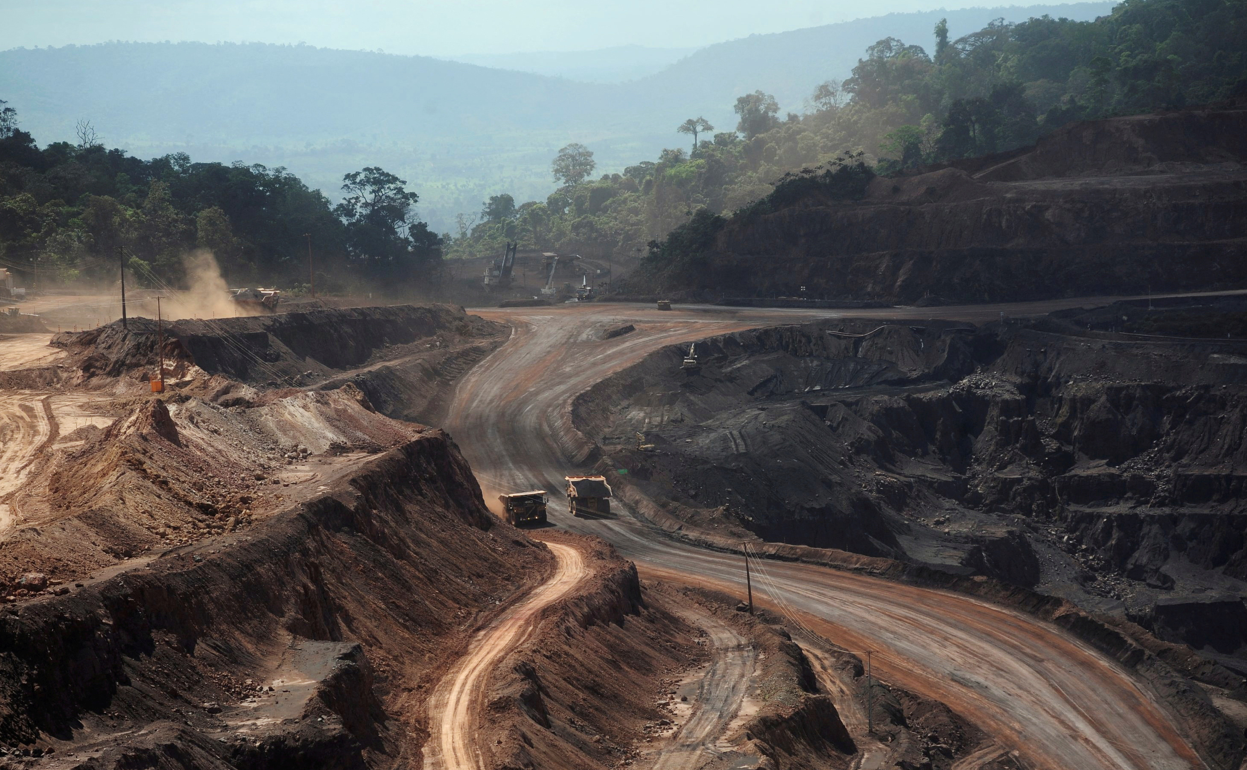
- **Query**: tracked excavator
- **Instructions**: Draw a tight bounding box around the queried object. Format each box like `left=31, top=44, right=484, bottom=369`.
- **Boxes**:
left=682, top=342, right=700, bottom=372
left=540, top=255, right=560, bottom=297
left=483, top=242, right=518, bottom=291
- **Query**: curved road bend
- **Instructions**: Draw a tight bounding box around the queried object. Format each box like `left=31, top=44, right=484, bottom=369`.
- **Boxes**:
left=423, top=541, right=586, bottom=770
left=444, top=301, right=1205, bottom=770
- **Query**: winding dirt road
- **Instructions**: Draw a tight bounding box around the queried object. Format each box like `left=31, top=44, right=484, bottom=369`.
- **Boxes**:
left=422, top=540, right=586, bottom=770
left=442, top=300, right=1207, bottom=770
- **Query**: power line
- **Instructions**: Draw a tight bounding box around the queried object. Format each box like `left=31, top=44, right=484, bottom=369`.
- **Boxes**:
left=125, top=261, right=299, bottom=388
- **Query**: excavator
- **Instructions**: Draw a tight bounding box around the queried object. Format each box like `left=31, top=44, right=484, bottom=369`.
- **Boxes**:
left=682, top=342, right=700, bottom=372
left=540, top=255, right=560, bottom=297
left=483, top=242, right=518, bottom=291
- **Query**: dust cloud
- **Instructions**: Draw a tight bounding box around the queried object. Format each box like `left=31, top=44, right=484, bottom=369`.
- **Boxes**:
left=164, top=249, right=249, bottom=321
left=478, top=481, right=508, bottom=519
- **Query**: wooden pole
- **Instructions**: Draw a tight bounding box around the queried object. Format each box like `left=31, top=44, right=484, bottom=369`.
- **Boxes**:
left=865, top=650, right=874, bottom=733
left=305, top=233, right=315, bottom=298
left=156, top=296, right=164, bottom=390
left=744, top=543, right=753, bottom=614
left=119, top=250, right=127, bottom=329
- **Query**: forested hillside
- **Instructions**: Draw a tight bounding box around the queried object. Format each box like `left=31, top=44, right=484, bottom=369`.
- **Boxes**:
left=0, top=103, right=438, bottom=292
left=3, top=0, right=1242, bottom=298
left=0, top=4, right=1108, bottom=232
left=447, top=0, right=1247, bottom=289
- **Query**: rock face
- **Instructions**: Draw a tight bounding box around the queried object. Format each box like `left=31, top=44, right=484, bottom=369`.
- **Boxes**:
left=664, top=100, right=1247, bottom=303
left=0, top=430, right=552, bottom=765
left=574, top=305, right=1247, bottom=663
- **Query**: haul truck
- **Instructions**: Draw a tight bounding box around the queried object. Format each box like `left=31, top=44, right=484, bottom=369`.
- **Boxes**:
left=565, top=476, right=613, bottom=517
left=499, top=490, right=547, bottom=526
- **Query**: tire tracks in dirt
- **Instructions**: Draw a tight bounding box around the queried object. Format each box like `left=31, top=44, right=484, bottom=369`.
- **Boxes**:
left=422, top=540, right=586, bottom=770
left=0, top=393, right=57, bottom=535
left=651, top=606, right=756, bottom=770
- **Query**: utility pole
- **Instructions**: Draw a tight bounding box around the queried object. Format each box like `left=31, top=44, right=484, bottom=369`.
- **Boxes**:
left=119, top=250, right=128, bottom=329
left=304, top=233, right=315, bottom=298
left=155, top=296, right=164, bottom=392
left=743, top=543, right=753, bottom=614
left=864, top=650, right=874, bottom=734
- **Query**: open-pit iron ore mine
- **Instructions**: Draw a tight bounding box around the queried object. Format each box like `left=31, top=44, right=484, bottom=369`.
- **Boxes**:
left=0, top=297, right=1241, bottom=770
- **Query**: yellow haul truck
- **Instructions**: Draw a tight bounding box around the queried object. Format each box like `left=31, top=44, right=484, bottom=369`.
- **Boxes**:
left=565, top=476, right=613, bottom=517
left=499, top=491, right=548, bottom=526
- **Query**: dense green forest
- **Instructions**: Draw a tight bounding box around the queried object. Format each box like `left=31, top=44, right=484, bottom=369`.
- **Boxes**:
left=0, top=105, right=440, bottom=292
left=0, top=5, right=1109, bottom=234
left=447, top=0, right=1247, bottom=284
left=2, top=0, right=1243, bottom=296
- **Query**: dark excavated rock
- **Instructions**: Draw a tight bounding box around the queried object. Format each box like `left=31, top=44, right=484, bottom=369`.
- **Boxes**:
left=962, top=531, right=1041, bottom=588
left=576, top=308, right=1247, bottom=667
left=1131, top=598, right=1247, bottom=658
left=652, top=101, right=1247, bottom=303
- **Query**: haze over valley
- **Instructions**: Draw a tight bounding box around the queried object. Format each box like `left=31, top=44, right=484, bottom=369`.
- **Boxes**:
left=0, top=3, right=1111, bottom=231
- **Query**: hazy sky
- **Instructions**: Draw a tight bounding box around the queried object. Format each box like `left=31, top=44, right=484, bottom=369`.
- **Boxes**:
left=2, top=0, right=1073, bottom=56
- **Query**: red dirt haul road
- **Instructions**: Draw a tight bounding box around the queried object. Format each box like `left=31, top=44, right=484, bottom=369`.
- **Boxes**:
left=442, top=300, right=1206, bottom=770
left=423, top=541, right=585, bottom=770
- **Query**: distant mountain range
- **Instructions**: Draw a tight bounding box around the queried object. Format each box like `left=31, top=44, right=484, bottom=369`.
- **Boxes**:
left=0, top=3, right=1114, bottom=231
left=446, top=45, right=698, bottom=84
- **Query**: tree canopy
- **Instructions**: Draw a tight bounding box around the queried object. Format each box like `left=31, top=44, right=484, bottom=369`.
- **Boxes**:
left=551, top=143, right=596, bottom=186
left=0, top=107, right=440, bottom=293
left=733, top=92, right=781, bottom=139
left=677, top=117, right=715, bottom=155
left=445, top=0, right=1247, bottom=289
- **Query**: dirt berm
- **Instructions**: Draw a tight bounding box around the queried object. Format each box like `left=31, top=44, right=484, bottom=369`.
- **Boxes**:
left=52, top=305, right=506, bottom=423
left=649, top=99, right=1247, bottom=303
left=0, top=423, right=561, bottom=767
left=485, top=541, right=865, bottom=770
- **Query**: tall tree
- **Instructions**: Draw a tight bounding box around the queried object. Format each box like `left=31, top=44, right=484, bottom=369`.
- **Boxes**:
left=551, top=143, right=596, bottom=186
left=733, top=92, right=780, bottom=140
left=335, top=167, right=437, bottom=283
left=75, top=119, right=102, bottom=149
left=132, top=180, right=192, bottom=279
left=934, top=18, right=951, bottom=61
left=810, top=80, right=845, bottom=113
left=0, top=100, right=16, bottom=139
left=337, top=167, right=420, bottom=227
left=481, top=193, right=517, bottom=223
left=677, top=117, right=714, bottom=155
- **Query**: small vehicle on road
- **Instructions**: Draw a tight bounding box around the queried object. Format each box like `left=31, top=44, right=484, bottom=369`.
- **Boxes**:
left=657, top=300, right=672, bottom=310
left=499, top=490, right=548, bottom=526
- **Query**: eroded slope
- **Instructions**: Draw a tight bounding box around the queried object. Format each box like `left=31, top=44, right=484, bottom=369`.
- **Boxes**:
left=574, top=305, right=1247, bottom=671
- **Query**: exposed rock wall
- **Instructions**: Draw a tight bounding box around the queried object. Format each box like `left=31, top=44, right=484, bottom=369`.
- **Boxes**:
left=573, top=313, right=1247, bottom=667
left=656, top=102, right=1247, bottom=303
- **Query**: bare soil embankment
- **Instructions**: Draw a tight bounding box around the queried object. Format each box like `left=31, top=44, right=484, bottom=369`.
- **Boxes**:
left=650, top=100, right=1247, bottom=304
left=0, top=425, right=556, bottom=766
left=50, top=304, right=506, bottom=420
left=572, top=302, right=1247, bottom=768
left=0, top=304, right=574, bottom=766
left=4, top=303, right=823, bottom=768
left=483, top=534, right=867, bottom=770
